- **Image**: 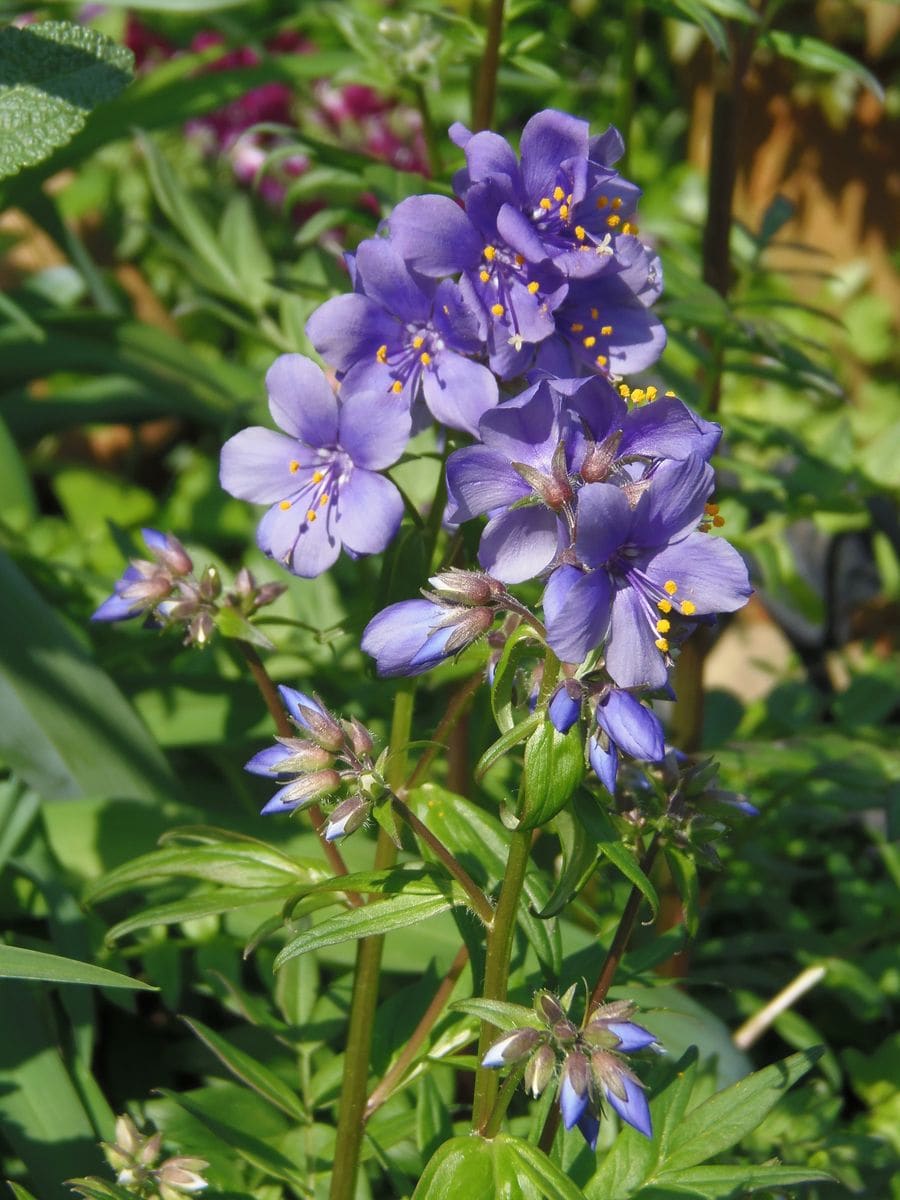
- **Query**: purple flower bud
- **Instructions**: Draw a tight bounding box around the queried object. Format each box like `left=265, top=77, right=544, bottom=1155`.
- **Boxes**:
left=325, top=794, right=370, bottom=841
left=589, top=732, right=619, bottom=795
left=278, top=686, right=345, bottom=751
left=343, top=717, right=374, bottom=759
left=524, top=1042, right=556, bottom=1097
left=142, top=529, right=193, bottom=576
left=559, top=1051, right=591, bottom=1129
left=260, top=769, right=342, bottom=815
left=426, top=569, right=501, bottom=607
left=576, top=1107, right=600, bottom=1151
left=534, top=990, right=567, bottom=1026
left=362, top=598, right=494, bottom=678
left=548, top=681, right=582, bottom=733
left=244, top=739, right=334, bottom=778
left=481, top=1027, right=542, bottom=1068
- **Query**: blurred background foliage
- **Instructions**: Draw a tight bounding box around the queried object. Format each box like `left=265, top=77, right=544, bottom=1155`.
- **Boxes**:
left=0, top=0, right=897, bottom=1197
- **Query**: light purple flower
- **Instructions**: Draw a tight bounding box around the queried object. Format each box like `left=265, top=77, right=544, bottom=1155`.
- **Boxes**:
left=220, top=355, right=409, bottom=578
left=590, top=687, right=665, bottom=793
left=91, top=529, right=192, bottom=622
left=361, top=597, right=495, bottom=678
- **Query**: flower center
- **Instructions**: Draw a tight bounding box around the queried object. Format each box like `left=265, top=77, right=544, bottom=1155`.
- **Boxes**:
left=373, top=324, right=443, bottom=395
left=276, top=452, right=352, bottom=557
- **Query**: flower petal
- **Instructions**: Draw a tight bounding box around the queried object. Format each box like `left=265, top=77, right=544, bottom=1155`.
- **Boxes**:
left=354, top=237, right=431, bottom=324
left=278, top=686, right=323, bottom=727
left=643, top=533, right=752, bottom=615
left=606, top=1021, right=657, bottom=1052
left=605, top=1074, right=652, bottom=1139
left=589, top=735, right=618, bottom=795
left=256, top=500, right=341, bottom=579
left=574, top=482, right=631, bottom=568
left=388, top=195, right=481, bottom=276
left=479, top=505, right=562, bottom=584
left=335, top=469, right=404, bottom=556
left=544, top=565, right=613, bottom=664
left=630, top=455, right=713, bottom=548
left=596, top=690, right=664, bottom=761
left=520, top=109, right=589, bottom=203
left=605, top=585, right=668, bottom=689
left=620, top=396, right=721, bottom=462
left=446, top=445, right=530, bottom=522
left=338, top=391, right=411, bottom=470
left=559, top=1072, right=589, bottom=1130
left=266, top=354, right=338, bottom=445
left=422, top=350, right=498, bottom=436
left=305, top=293, right=395, bottom=373
left=220, top=427, right=312, bottom=504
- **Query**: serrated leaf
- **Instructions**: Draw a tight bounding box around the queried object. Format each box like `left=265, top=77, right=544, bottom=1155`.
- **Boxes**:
left=762, top=31, right=884, bottom=101
left=0, top=21, right=133, bottom=179
left=274, top=893, right=455, bottom=969
left=0, top=944, right=155, bottom=990
left=575, top=792, right=659, bottom=916
left=182, top=1017, right=307, bottom=1122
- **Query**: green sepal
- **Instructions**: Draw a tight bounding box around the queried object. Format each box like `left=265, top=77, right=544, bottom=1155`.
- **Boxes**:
left=516, top=717, right=585, bottom=829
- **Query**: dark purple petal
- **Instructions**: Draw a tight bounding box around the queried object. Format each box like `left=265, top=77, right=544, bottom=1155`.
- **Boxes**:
left=266, top=354, right=338, bottom=446
left=630, top=456, right=713, bottom=548
left=589, top=735, right=618, bottom=794
left=605, top=586, right=669, bottom=690
left=589, top=126, right=625, bottom=165
left=605, top=1074, right=652, bottom=1139
left=337, top=391, right=411, bottom=469
left=354, top=238, right=430, bottom=324
left=596, top=690, right=664, bottom=762
left=606, top=1022, right=656, bottom=1052
left=422, top=350, right=498, bottom=436
left=576, top=1108, right=600, bottom=1151
left=220, top=427, right=314, bottom=504
left=388, top=195, right=481, bottom=276
left=306, top=293, right=396, bottom=373
left=643, top=534, right=752, bottom=615
left=455, top=126, right=520, bottom=187
left=574, top=483, right=631, bottom=568
left=335, top=469, right=404, bottom=556
left=278, top=686, right=324, bottom=727
left=479, top=505, right=562, bottom=584
left=496, top=203, right=551, bottom=263
left=548, top=685, right=581, bottom=733
left=478, top=380, right=564, bottom=466
left=520, top=109, right=589, bottom=202
left=446, top=445, right=530, bottom=522
left=619, top=397, right=721, bottom=462
left=559, top=1071, right=589, bottom=1130
left=544, top=566, right=613, bottom=664
left=432, top=278, right=485, bottom=353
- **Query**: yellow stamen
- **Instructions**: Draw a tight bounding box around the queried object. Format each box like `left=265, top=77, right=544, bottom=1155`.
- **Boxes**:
left=583, top=335, right=596, bottom=348
left=279, top=499, right=291, bottom=511
left=664, top=580, right=678, bottom=595
left=618, top=384, right=631, bottom=398
left=559, top=204, right=569, bottom=220
left=570, top=322, right=584, bottom=333
left=539, top=197, right=552, bottom=210
left=656, top=619, right=671, bottom=634
left=289, top=460, right=300, bottom=474
left=595, top=354, right=608, bottom=366
left=375, top=344, right=388, bottom=363
left=319, top=493, right=328, bottom=506
left=607, top=214, right=621, bottom=228
left=590, top=307, right=599, bottom=320
left=553, top=185, right=565, bottom=201
left=412, top=334, right=424, bottom=348
left=622, top=222, right=637, bottom=235
left=483, top=245, right=496, bottom=260
left=312, top=470, right=324, bottom=483
left=611, top=197, right=623, bottom=210
left=700, top=523, right=711, bottom=533
left=491, top=303, right=505, bottom=317
left=665, top=390, right=677, bottom=397
left=645, top=386, right=658, bottom=401
left=420, top=351, right=431, bottom=365
left=705, top=502, right=719, bottom=515
left=391, top=380, right=403, bottom=394
left=596, top=195, right=609, bottom=209
left=480, top=270, right=490, bottom=282
left=657, top=599, right=672, bottom=613
left=681, top=600, right=696, bottom=616
left=600, top=324, right=613, bottom=336
left=575, top=225, right=586, bottom=241
left=713, top=514, right=726, bottom=527
left=655, top=638, right=669, bottom=652
left=514, top=253, right=525, bottom=267
left=306, top=509, right=317, bottom=522
left=527, top=280, right=540, bottom=293
left=631, top=388, right=646, bottom=404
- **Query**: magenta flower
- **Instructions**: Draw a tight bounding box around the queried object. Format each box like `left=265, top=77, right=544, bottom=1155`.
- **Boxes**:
left=220, top=355, right=409, bottom=577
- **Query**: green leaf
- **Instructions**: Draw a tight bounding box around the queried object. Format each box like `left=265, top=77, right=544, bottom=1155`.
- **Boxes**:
left=274, top=893, right=455, bottom=969
left=498, top=1133, right=589, bottom=1200
left=104, top=887, right=299, bottom=943
left=7, top=1182, right=41, bottom=1200
left=0, top=21, right=132, bottom=179
left=518, top=717, right=585, bottom=829
left=490, top=625, right=540, bottom=733
left=762, top=31, right=884, bottom=101
left=575, top=793, right=659, bottom=916
left=536, top=807, right=598, bottom=918
left=182, top=1017, right=307, bottom=1123
left=413, top=1135, right=497, bottom=1197
left=0, top=549, right=177, bottom=803
left=475, top=711, right=542, bottom=781
left=67, top=1180, right=136, bottom=1200
left=213, top=606, right=276, bottom=651
left=664, top=847, right=701, bottom=937
left=651, top=1162, right=835, bottom=1196
left=450, top=999, right=542, bottom=1031
left=0, top=944, right=155, bottom=990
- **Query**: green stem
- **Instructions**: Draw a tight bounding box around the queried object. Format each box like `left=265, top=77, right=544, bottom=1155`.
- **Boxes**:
left=328, top=681, right=415, bottom=1200
left=411, top=79, right=442, bottom=176
left=482, top=1060, right=527, bottom=1138
left=471, top=826, right=532, bottom=1130
left=404, top=671, right=483, bottom=791
left=614, top=0, right=642, bottom=173
left=473, top=0, right=505, bottom=131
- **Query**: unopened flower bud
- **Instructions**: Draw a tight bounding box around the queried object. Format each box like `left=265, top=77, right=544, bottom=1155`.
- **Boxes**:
left=187, top=611, right=215, bottom=647
left=427, top=569, right=500, bottom=607
left=156, top=1155, right=209, bottom=1194
left=198, top=565, right=221, bottom=601
left=254, top=581, right=288, bottom=609
left=524, top=1042, right=556, bottom=1097
left=559, top=1050, right=591, bottom=1129
left=261, top=769, right=342, bottom=815
left=534, top=990, right=566, bottom=1026
left=511, top=460, right=573, bottom=509
left=481, top=1027, right=542, bottom=1068
left=143, top=529, right=193, bottom=576
left=325, top=794, right=370, bottom=841
left=547, top=681, right=583, bottom=733
left=296, top=702, right=345, bottom=753
left=139, top=1132, right=163, bottom=1166
left=343, top=716, right=374, bottom=759
left=579, top=429, right=622, bottom=484
left=232, top=566, right=255, bottom=598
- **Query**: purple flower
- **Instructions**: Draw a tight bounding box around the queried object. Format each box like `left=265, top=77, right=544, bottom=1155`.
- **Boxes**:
left=305, top=237, right=497, bottom=435
left=220, top=355, right=409, bottom=578
left=544, top=455, right=752, bottom=686
left=548, top=681, right=583, bottom=733
left=91, top=529, right=192, bottom=622
left=589, top=688, right=665, bottom=794
left=361, top=597, right=495, bottom=678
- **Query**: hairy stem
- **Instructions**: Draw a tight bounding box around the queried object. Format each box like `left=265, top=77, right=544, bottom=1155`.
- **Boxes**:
left=482, top=1060, right=527, bottom=1138
left=471, top=826, right=532, bottom=1130
left=364, top=944, right=470, bottom=1119
left=329, top=681, right=415, bottom=1200
left=473, top=0, right=505, bottom=131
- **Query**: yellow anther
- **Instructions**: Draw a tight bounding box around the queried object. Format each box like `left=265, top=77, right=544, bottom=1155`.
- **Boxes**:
left=611, top=197, right=623, bottom=210
left=622, top=222, right=637, bottom=235
left=713, top=514, right=726, bottom=527
left=704, top=503, right=719, bottom=515
left=664, top=580, right=678, bottom=595
left=480, top=270, right=490, bottom=283
left=559, top=204, right=569, bottom=220
left=491, top=303, right=505, bottom=317
left=583, top=335, right=597, bottom=348
left=665, top=390, right=677, bottom=397
left=606, top=214, right=621, bottom=228
left=527, top=280, right=540, bottom=294
left=655, top=638, right=670, bottom=653
left=590, top=307, right=599, bottom=320
left=420, top=351, right=431, bottom=365
left=539, top=197, right=552, bottom=210
left=391, top=380, right=403, bottom=394
left=631, top=388, right=646, bottom=404
left=553, top=185, right=565, bottom=201
left=289, top=460, right=300, bottom=474
left=514, top=253, right=525, bottom=267
left=319, top=493, right=328, bottom=506
left=656, top=619, right=671, bottom=633
left=483, top=245, right=496, bottom=260
left=596, top=195, right=609, bottom=209
left=681, top=600, right=696, bottom=616
left=699, top=523, right=711, bottom=533
left=645, top=386, right=658, bottom=401
left=618, top=384, right=631, bottom=398
left=412, top=334, right=425, bottom=348
left=375, top=344, right=388, bottom=363
left=575, top=225, right=586, bottom=241
left=312, top=471, right=324, bottom=483
left=306, top=509, right=317, bottom=522
left=595, top=355, right=608, bottom=366
left=570, top=322, right=584, bottom=333
left=279, top=499, right=291, bottom=511
left=567, top=193, right=573, bottom=204
left=601, top=324, right=613, bottom=336
left=657, top=599, right=672, bottom=614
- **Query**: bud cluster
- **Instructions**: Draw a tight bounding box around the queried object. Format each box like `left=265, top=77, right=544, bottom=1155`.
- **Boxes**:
left=246, top=685, right=385, bottom=840
left=92, top=528, right=286, bottom=646
left=74, top=1113, right=209, bottom=1200
left=481, top=991, right=658, bottom=1150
